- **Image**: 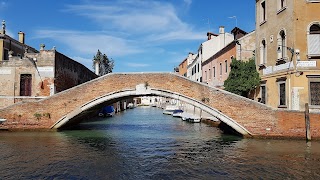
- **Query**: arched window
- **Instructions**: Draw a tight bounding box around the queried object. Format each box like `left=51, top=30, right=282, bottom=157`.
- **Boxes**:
left=310, top=24, right=320, bottom=34
left=260, top=39, right=266, bottom=64
left=279, top=30, right=286, bottom=59
left=308, top=23, right=320, bottom=57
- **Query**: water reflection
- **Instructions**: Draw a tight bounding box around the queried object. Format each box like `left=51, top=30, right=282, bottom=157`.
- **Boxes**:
left=0, top=107, right=320, bottom=179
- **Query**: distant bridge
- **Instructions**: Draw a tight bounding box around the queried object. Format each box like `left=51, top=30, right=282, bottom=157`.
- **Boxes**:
left=0, top=73, right=319, bottom=138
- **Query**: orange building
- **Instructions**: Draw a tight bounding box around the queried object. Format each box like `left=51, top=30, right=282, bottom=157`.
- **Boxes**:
left=178, top=58, right=187, bottom=77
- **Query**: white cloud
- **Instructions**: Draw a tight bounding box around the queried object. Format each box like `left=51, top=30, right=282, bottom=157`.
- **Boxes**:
left=63, top=0, right=202, bottom=41
left=35, top=29, right=142, bottom=57
left=125, top=63, right=150, bottom=67
left=33, top=0, right=204, bottom=72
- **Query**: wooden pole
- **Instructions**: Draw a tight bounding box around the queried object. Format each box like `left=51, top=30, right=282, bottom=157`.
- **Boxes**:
left=305, top=103, right=311, bottom=141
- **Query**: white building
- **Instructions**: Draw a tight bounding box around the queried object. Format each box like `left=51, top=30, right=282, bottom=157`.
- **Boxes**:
left=187, top=26, right=234, bottom=82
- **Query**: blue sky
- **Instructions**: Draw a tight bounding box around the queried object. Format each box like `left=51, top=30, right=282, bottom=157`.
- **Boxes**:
left=0, top=0, right=255, bottom=73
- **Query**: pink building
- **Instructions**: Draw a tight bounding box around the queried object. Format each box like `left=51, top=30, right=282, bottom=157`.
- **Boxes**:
left=202, top=27, right=248, bottom=88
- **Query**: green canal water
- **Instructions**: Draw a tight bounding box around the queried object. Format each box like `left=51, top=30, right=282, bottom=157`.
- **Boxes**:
left=1, top=106, right=320, bottom=179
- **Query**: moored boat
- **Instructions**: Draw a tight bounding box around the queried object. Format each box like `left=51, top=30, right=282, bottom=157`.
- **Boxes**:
left=98, top=106, right=115, bottom=117
left=181, top=112, right=201, bottom=123
left=127, top=103, right=135, bottom=109
left=172, top=109, right=184, bottom=118
left=163, top=105, right=179, bottom=115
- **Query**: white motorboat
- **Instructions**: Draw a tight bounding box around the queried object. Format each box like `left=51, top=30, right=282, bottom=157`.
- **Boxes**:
left=163, top=105, right=179, bottom=115
left=127, top=103, right=135, bottom=109
left=181, top=113, right=201, bottom=123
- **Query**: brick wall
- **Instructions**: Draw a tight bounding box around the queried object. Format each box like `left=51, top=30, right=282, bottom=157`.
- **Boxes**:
left=54, top=52, right=97, bottom=93
left=0, top=73, right=319, bottom=139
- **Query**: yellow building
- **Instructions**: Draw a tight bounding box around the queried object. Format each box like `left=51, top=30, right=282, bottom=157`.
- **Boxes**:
left=255, top=0, right=320, bottom=111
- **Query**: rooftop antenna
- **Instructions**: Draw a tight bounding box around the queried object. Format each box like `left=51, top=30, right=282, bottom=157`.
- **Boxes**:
left=228, top=16, right=237, bottom=27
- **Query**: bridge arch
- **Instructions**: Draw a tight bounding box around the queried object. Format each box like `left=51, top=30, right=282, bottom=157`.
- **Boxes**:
left=0, top=72, right=282, bottom=138
left=51, top=86, right=251, bottom=136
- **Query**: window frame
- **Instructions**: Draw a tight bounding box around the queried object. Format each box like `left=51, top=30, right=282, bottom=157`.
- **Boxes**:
left=307, top=22, right=320, bottom=58
left=260, top=1, right=267, bottom=24
left=278, top=30, right=287, bottom=60
left=225, top=60, right=228, bottom=73
left=260, top=84, right=267, bottom=104
left=20, top=74, right=32, bottom=96
left=277, top=0, right=286, bottom=14
left=277, top=78, right=287, bottom=108
left=260, top=39, right=267, bottom=64
left=308, top=76, right=320, bottom=108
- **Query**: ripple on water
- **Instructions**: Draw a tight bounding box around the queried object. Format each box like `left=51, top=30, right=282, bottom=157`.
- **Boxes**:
left=1, top=107, right=320, bottom=179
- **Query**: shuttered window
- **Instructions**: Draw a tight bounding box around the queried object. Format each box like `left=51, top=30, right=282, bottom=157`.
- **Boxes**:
left=308, top=24, right=320, bottom=56
left=20, top=74, right=32, bottom=96
left=308, top=34, right=320, bottom=55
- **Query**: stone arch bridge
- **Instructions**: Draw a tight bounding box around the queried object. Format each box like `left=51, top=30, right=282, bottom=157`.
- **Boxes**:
left=0, top=73, right=319, bottom=138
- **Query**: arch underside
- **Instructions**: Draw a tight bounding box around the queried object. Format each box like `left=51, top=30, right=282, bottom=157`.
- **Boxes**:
left=51, top=87, right=251, bottom=136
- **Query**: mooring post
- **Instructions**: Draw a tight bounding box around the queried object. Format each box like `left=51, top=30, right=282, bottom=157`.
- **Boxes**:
left=305, top=103, right=311, bottom=141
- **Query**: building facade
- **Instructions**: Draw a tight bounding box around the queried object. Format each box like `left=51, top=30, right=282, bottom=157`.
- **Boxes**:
left=235, top=30, right=256, bottom=62
left=187, top=27, right=234, bottom=82
left=255, top=0, right=320, bottom=110
left=178, top=57, right=187, bottom=77
left=0, top=22, right=97, bottom=108
left=202, top=27, right=249, bottom=88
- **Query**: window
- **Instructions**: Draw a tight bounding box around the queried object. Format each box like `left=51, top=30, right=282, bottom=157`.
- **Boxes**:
left=307, top=23, right=320, bottom=57
left=308, top=76, right=320, bottom=106
left=278, top=0, right=286, bottom=11
left=213, top=67, right=216, bottom=78
left=260, top=85, right=266, bottom=104
left=225, top=60, right=228, bottom=73
left=277, top=79, right=286, bottom=107
left=280, top=0, right=285, bottom=8
left=310, top=82, right=320, bottom=106
left=220, top=63, right=222, bottom=75
left=279, top=30, right=286, bottom=59
left=20, top=74, right=32, bottom=96
left=209, top=69, right=211, bottom=79
left=261, top=1, right=266, bottom=23
left=197, top=63, right=200, bottom=72
left=260, top=39, right=266, bottom=64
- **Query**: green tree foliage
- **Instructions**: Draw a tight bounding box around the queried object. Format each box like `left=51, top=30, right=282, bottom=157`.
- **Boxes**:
left=224, top=58, right=260, bottom=98
left=93, top=49, right=114, bottom=76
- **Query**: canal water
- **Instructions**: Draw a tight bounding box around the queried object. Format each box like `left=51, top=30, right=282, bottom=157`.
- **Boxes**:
left=1, top=106, right=320, bottom=179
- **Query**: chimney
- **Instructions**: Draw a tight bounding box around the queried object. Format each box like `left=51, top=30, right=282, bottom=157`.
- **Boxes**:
left=40, top=43, right=45, bottom=50
left=1, top=20, right=5, bottom=34
left=219, top=26, right=225, bottom=34
left=207, top=32, right=212, bottom=40
left=18, top=31, right=25, bottom=44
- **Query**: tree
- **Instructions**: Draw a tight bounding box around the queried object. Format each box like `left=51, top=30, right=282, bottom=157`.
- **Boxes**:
left=224, top=58, right=260, bottom=98
left=93, top=49, right=114, bottom=76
